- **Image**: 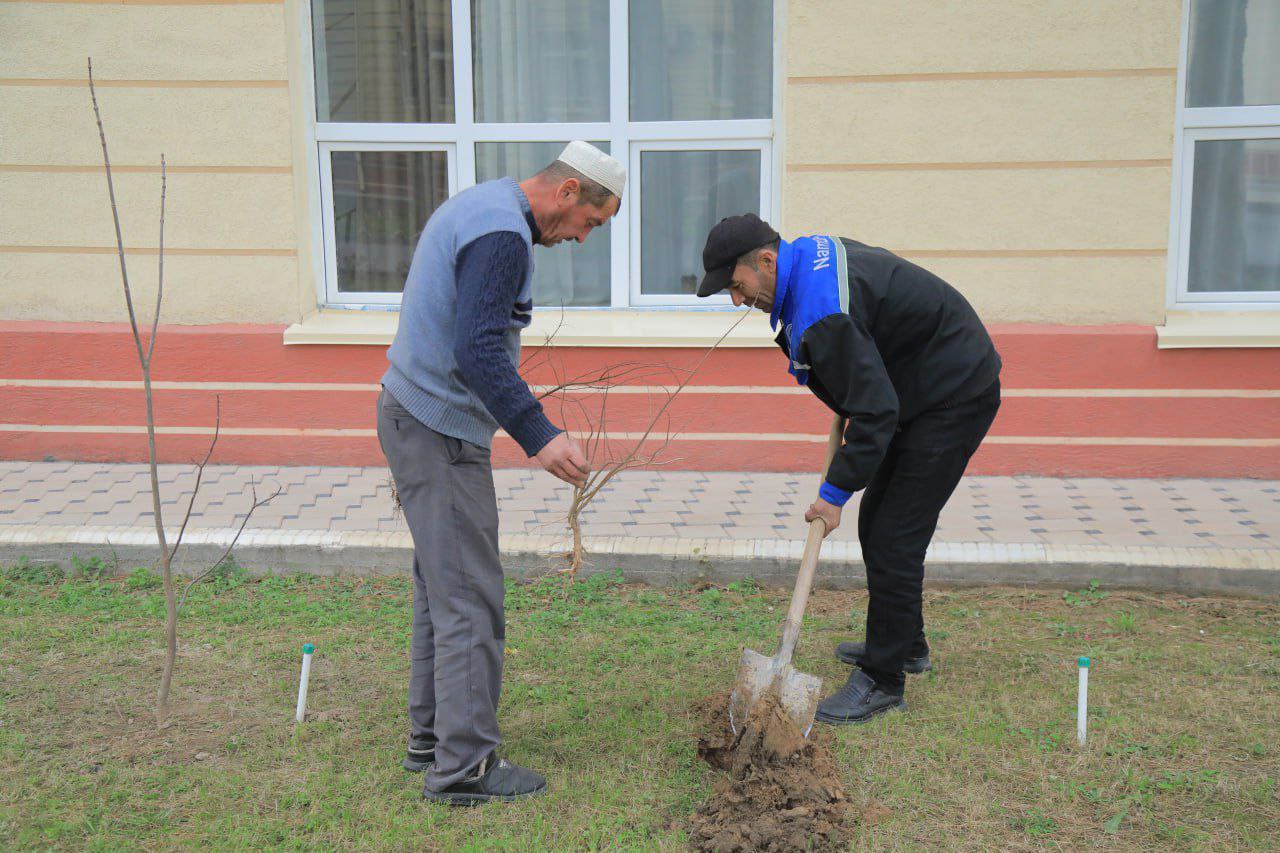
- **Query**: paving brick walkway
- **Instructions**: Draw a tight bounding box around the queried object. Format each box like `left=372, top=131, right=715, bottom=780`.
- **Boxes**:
left=3, top=461, right=1277, bottom=552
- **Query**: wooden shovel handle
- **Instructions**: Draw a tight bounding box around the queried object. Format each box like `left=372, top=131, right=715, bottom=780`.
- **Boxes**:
left=820, top=414, right=845, bottom=476
left=776, top=414, right=846, bottom=665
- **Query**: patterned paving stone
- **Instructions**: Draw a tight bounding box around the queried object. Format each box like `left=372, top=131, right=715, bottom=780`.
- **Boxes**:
left=1, top=463, right=1278, bottom=553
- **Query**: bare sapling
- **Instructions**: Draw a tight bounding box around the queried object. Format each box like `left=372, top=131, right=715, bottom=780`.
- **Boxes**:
left=531, top=310, right=753, bottom=578
left=89, top=58, right=280, bottom=721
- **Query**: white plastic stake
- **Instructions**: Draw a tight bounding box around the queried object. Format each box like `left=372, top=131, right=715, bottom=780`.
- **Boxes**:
left=1077, top=656, right=1090, bottom=746
left=296, top=643, right=315, bottom=723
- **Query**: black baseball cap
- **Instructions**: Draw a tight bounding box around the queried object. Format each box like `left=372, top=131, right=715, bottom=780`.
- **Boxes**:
left=697, top=213, right=781, bottom=297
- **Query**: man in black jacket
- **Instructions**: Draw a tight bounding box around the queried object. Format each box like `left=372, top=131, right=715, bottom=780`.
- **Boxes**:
left=698, top=214, right=1002, bottom=724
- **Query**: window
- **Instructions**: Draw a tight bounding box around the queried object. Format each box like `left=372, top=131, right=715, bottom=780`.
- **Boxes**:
left=306, top=0, right=777, bottom=308
left=1170, top=0, right=1280, bottom=306
left=320, top=147, right=454, bottom=303
left=633, top=145, right=766, bottom=303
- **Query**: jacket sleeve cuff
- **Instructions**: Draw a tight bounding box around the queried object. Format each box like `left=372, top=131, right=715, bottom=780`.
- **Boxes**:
left=508, top=410, right=562, bottom=457
left=818, top=481, right=853, bottom=507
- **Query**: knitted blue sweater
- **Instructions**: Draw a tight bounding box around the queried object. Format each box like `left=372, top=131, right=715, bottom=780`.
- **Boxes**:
left=382, top=178, right=559, bottom=455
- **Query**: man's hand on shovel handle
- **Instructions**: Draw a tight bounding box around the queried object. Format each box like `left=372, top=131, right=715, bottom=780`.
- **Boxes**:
left=805, top=497, right=841, bottom=537
left=536, top=432, right=590, bottom=488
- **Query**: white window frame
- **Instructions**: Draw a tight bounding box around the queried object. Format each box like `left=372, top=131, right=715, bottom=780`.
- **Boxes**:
left=628, top=139, right=772, bottom=307
left=1167, top=0, right=1280, bottom=309
left=301, top=0, right=780, bottom=310
left=318, top=141, right=458, bottom=306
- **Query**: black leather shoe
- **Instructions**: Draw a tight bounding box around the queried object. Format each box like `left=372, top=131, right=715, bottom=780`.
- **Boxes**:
left=815, top=669, right=907, bottom=725
left=402, top=742, right=435, bottom=773
left=834, top=641, right=932, bottom=674
left=422, top=754, right=547, bottom=806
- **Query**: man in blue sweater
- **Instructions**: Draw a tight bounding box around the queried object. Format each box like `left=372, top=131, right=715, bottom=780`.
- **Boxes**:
left=377, top=142, right=625, bottom=805
left=699, top=214, right=1001, bottom=726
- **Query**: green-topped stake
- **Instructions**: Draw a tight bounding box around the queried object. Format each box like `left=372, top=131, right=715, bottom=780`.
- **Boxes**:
left=1077, top=656, right=1091, bottom=746
left=296, top=643, right=315, bottom=723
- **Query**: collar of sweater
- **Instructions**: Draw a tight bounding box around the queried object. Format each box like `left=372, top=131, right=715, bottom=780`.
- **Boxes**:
left=506, top=177, right=542, bottom=244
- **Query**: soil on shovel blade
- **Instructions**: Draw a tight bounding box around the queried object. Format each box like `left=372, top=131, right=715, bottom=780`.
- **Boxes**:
left=689, top=691, right=850, bottom=851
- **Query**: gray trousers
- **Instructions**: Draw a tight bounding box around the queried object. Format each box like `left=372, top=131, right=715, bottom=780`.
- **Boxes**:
left=376, top=389, right=505, bottom=791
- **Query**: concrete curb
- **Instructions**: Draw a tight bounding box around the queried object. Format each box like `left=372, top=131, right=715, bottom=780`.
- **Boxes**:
left=4, top=524, right=1279, bottom=597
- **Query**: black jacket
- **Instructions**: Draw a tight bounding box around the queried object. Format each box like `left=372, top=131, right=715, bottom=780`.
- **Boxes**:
left=775, top=239, right=1001, bottom=496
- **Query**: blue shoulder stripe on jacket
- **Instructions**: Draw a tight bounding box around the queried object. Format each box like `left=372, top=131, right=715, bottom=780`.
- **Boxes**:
left=776, top=235, right=849, bottom=386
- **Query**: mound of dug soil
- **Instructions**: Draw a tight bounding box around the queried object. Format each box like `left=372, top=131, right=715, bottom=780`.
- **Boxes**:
left=690, top=692, right=849, bottom=851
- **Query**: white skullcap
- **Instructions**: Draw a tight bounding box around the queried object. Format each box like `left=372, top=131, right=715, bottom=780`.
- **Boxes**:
left=556, top=140, right=626, bottom=199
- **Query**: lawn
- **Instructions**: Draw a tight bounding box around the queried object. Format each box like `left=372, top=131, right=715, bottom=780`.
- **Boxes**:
left=1, top=559, right=1278, bottom=850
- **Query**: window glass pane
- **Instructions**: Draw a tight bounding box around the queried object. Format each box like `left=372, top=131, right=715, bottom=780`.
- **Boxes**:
left=312, top=0, right=454, bottom=123
left=475, top=142, right=611, bottom=306
left=1187, top=0, right=1280, bottom=107
left=1188, top=138, right=1280, bottom=292
left=472, top=0, right=609, bottom=122
left=630, top=0, right=772, bottom=121
left=640, top=150, right=761, bottom=295
left=332, top=150, right=450, bottom=293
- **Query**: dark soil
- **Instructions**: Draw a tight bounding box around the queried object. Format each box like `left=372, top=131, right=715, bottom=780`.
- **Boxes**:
left=690, top=692, right=850, bottom=852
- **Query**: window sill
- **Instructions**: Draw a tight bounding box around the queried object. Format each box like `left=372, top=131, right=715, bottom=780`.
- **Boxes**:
left=1156, top=310, right=1280, bottom=349
left=283, top=308, right=779, bottom=347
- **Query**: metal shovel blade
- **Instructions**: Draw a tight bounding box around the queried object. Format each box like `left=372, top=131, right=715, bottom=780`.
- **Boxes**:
left=729, top=646, right=824, bottom=736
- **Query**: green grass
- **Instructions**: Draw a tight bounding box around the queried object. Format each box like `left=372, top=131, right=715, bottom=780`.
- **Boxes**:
left=1, top=562, right=1278, bottom=850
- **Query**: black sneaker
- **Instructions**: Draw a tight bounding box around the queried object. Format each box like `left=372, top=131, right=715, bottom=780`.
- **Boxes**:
left=834, top=641, right=932, bottom=674
left=814, top=669, right=907, bottom=725
left=402, top=743, right=435, bottom=773
left=422, top=754, right=547, bottom=806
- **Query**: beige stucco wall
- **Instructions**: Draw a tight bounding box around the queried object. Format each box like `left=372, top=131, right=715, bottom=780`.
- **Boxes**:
left=0, top=2, right=301, bottom=324
left=782, top=0, right=1183, bottom=324
left=2, top=0, right=1183, bottom=327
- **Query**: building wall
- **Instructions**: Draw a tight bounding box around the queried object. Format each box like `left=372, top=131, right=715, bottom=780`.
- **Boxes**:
left=0, top=1, right=303, bottom=325
left=3, top=321, right=1278, bottom=478
left=3, top=0, right=1184, bottom=327
left=782, top=0, right=1182, bottom=324
left=2, top=1, right=1277, bottom=479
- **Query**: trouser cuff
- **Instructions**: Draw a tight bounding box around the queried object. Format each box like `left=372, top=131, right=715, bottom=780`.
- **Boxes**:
left=859, top=665, right=906, bottom=696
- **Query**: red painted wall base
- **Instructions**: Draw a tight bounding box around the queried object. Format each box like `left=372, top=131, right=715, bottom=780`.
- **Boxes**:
left=2, top=321, right=1277, bottom=478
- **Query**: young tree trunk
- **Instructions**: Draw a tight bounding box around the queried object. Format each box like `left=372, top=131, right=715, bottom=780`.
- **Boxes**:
left=91, top=58, right=279, bottom=723
left=146, top=364, right=177, bottom=719
left=567, top=494, right=586, bottom=577
left=88, top=58, right=178, bottom=721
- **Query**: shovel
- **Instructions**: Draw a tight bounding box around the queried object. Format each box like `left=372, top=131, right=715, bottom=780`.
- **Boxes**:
left=729, top=414, right=846, bottom=736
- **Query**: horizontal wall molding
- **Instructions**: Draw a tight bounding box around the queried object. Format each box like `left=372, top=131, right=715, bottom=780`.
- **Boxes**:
left=0, top=245, right=295, bottom=257
left=986, top=436, right=1280, bottom=448
left=1002, top=388, right=1280, bottom=399
left=0, top=78, right=287, bottom=89
left=2, top=424, right=1275, bottom=448
left=2, top=378, right=1279, bottom=399
left=0, top=164, right=292, bottom=175
left=0, top=379, right=385, bottom=392
left=789, top=68, right=1177, bottom=86
left=789, top=159, right=1172, bottom=173
left=0, top=424, right=379, bottom=438
left=0, top=0, right=283, bottom=6
left=898, top=249, right=1166, bottom=259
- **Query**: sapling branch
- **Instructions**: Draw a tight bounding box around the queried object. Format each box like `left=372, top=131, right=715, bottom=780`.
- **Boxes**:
left=533, top=309, right=753, bottom=578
